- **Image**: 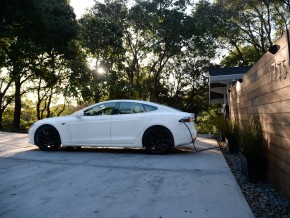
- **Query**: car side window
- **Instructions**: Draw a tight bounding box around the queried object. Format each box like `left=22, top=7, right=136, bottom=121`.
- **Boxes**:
left=84, top=102, right=116, bottom=116
left=117, top=102, right=146, bottom=114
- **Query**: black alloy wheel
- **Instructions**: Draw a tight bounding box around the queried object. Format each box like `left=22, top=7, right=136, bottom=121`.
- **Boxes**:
left=34, top=125, right=61, bottom=151
left=143, top=126, right=174, bottom=154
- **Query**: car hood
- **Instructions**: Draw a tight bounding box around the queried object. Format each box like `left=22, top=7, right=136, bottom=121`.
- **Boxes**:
left=33, top=115, right=73, bottom=125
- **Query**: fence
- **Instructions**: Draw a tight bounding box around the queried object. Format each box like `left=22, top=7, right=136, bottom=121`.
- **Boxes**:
left=230, top=30, right=290, bottom=200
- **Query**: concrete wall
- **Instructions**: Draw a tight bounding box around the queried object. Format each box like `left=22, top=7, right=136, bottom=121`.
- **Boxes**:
left=230, top=30, right=290, bottom=200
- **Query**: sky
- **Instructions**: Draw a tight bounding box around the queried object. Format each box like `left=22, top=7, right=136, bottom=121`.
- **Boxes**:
left=70, top=0, right=198, bottom=18
left=70, top=0, right=96, bottom=18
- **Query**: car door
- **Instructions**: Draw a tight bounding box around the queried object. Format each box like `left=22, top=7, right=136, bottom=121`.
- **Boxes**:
left=110, top=102, right=153, bottom=145
left=69, top=102, right=116, bottom=146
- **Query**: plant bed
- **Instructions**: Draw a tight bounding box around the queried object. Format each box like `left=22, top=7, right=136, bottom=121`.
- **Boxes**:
left=215, top=117, right=239, bottom=153
left=238, top=117, right=267, bottom=182
left=239, top=152, right=267, bottom=183
left=225, top=138, right=239, bottom=153
left=219, top=141, right=290, bottom=217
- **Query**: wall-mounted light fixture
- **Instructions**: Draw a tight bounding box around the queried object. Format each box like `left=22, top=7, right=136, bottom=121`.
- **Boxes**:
left=268, top=44, right=280, bottom=54
left=238, top=78, right=243, bottom=83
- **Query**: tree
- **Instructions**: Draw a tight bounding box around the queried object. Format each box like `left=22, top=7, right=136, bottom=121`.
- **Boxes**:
left=3, top=38, right=36, bottom=130
left=33, top=52, right=67, bottom=119
left=0, top=0, right=77, bottom=129
left=79, top=0, right=127, bottom=102
left=78, top=0, right=217, bottom=112
left=0, top=69, right=14, bottom=129
left=277, top=0, right=290, bottom=11
left=157, top=42, right=213, bottom=114
left=127, top=0, right=196, bottom=101
left=214, top=0, right=290, bottom=66
left=220, top=45, right=262, bottom=66
left=65, top=40, right=92, bottom=104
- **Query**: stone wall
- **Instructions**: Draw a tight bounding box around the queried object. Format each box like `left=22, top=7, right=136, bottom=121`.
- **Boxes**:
left=230, top=30, right=290, bottom=200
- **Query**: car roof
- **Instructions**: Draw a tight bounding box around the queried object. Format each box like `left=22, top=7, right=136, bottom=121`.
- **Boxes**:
left=75, top=99, right=185, bottom=115
left=103, top=99, right=181, bottom=112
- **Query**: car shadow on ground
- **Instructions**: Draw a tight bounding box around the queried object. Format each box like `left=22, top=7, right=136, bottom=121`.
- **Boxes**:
left=54, top=146, right=195, bottom=155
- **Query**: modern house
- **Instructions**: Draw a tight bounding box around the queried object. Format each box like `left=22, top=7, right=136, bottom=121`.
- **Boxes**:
left=209, top=29, right=290, bottom=201
left=209, top=66, right=251, bottom=105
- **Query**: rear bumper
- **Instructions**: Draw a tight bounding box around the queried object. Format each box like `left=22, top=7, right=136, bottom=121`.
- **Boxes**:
left=173, top=122, right=197, bottom=146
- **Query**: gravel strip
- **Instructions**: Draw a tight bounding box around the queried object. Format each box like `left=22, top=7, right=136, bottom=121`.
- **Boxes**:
left=219, top=142, right=290, bottom=218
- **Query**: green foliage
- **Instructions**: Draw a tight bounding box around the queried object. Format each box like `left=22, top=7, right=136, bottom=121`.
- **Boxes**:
left=0, top=0, right=78, bottom=129
left=2, top=107, right=36, bottom=131
left=221, top=45, right=263, bottom=67
left=199, top=0, right=290, bottom=66
left=66, top=40, right=92, bottom=101
left=195, top=105, right=220, bottom=134
left=2, top=108, right=14, bottom=129
left=2, top=102, right=79, bottom=131
left=76, top=0, right=212, bottom=110
left=214, top=116, right=240, bottom=150
left=213, top=116, right=263, bottom=156
left=196, top=113, right=217, bottom=134
left=126, top=0, right=199, bottom=101
left=214, top=116, right=230, bottom=136
left=78, top=0, right=128, bottom=102
left=215, top=116, right=236, bottom=137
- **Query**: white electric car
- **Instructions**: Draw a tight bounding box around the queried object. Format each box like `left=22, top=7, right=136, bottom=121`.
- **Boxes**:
left=29, top=99, right=197, bottom=154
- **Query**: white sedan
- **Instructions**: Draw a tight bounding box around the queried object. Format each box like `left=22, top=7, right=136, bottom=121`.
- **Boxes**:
left=29, top=100, right=197, bottom=154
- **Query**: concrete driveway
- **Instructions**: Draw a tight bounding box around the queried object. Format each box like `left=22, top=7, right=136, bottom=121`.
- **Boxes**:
left=0, top=132, right=253, bottom=218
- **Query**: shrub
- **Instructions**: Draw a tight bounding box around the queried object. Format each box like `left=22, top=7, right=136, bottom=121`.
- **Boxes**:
left=215, top=117, right=239, bottom=142
left=239, top=117, right=263, bottom=158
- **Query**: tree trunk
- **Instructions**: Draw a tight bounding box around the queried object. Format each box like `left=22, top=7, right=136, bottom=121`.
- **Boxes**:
left=0, top=95, right=4, bottom=129
left=46, top=88, right=53, bottom=118
left=152, top=78, right=158, bottom=102
left=0, top=79, right=13, bottom=129
left=0, top=111, right=3, bottom=129
left=36, top=100, right=41, bottom=120
left=13, top=78, right=22, bottom=130
left=36, top=79, right=42, bottom=120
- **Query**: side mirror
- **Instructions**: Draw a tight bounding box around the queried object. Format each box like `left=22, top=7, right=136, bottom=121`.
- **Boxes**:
left=74, top=111, right=84, bottom=118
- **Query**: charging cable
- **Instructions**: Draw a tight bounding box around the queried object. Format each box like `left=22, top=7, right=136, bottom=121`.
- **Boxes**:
left=181, top=121, right=220, bottom=152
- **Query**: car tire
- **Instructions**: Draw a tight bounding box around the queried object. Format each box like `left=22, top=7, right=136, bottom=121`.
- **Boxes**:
left=142, top=126, right=174, bottom=154
left=34, top=125, right=61, bottom=151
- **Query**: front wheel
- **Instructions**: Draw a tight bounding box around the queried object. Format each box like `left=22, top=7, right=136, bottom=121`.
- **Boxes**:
left=34, top=125, right=61, bottom=151
left=142, top=126, right=174, bottom=154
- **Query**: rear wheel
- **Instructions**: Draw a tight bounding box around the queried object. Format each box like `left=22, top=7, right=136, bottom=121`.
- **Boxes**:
left=142, top=126, right=174, bottom=154
left=34, top=125, right=61, bottom=151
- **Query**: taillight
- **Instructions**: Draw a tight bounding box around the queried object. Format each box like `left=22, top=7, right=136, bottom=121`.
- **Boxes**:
left=179, top=116, right=193, bottom=122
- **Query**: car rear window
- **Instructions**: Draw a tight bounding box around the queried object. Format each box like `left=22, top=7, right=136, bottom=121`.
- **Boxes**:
left=143, top=104, right=158, bottom=112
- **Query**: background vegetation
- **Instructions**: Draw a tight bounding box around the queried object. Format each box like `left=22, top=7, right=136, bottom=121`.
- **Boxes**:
left=0, top=0, right=289, bottom=131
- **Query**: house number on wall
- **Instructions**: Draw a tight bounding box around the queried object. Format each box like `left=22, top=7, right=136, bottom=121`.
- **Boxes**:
left=270, top=60, right=288, bottom=82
